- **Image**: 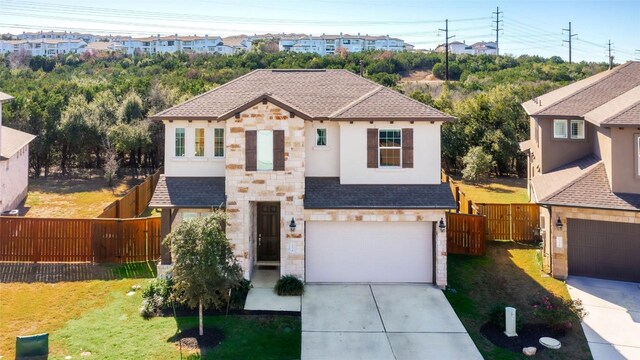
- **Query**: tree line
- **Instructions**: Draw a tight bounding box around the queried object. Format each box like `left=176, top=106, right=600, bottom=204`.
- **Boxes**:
left=0, top=49, right=607, bottom=179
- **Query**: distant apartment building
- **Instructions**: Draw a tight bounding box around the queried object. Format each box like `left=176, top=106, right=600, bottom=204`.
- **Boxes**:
left=118, top=34, right=242, bottom=55
left=435, top=40, right=497, bottom=55
left=0, top=39, right=87, bottom=57
left=17, top=31, right=97, bottom=43
left=283, top=33, right=406, bottom=55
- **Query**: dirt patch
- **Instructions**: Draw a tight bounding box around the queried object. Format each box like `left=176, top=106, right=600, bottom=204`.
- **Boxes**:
left=480, top=322, right=566, bottom=355
left=171, top=327, right=224, bottom=352
left=400, top=70, right=444, bottom=84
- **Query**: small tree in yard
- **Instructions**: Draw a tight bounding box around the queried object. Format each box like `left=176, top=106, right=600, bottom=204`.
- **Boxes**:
left=166, top=211, right=243, bottom=336
left=462, top=146, right=496, bottom=183
left=103, top=144, right=118, bottom=187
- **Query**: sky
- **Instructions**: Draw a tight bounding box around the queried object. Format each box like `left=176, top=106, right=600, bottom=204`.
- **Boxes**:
left=1, top=0, right=638, bottom=62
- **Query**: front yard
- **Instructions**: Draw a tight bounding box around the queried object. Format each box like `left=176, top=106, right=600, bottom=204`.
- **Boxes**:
left=446, top=241, right=592, bottom=359
left=0, top=263, right=300, bottom=360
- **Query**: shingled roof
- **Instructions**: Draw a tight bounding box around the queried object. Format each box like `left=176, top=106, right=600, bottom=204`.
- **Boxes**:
left=523, top=62, right=640, bottom=126
left=304, top=177, right=456, bottom=209
left=149, top=176, right=225, bottom=209
left=152, top=69, right=454, bottom=122
left=1, top=126, right=36, bottom=160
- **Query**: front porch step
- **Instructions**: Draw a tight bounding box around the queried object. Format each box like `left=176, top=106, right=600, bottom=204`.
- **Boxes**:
left=244, top=287, right=301, bottom=312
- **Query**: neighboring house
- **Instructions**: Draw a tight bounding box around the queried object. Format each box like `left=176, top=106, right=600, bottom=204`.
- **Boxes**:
left=435, top=41, right=471, bottom=55
left=149, top=69, right=456, bottom=286
left=0, top=39, right=88, bottom=57
left=0, top=92, right=36, bottom=213
left=118, top=34, right=233, bottom=55
left=435, top=40, right=498, bottom=55
left=286, top=33, right=405, bottom=55
left=521, top=61, right=640, bottom=283
left=470, top=41, right=497, bottom=55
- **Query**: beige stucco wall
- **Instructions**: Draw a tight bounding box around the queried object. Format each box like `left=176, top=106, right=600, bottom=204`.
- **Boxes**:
left=224, top=101, right=306, bottom=280
left=610, top=128, right=640, bottom=194
left=339, top=121, right=441, bottom=185
left=304, top=208, right=448, bottom=287
left=547, top=206, right=640, bottom=279
left=593, top=126, right=612, bottom=185
left=533, top=117, right=595, bottom=174
left=163, top=120, right=226, bottom=177
left=304, top=121, right=340, bottom=177
left=0, top=144, right=30, bottom=212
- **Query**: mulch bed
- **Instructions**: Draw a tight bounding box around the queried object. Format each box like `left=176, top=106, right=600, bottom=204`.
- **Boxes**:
left=171, top=327, right=224, bottom=351
left=480, top=322, right=566, bottom=354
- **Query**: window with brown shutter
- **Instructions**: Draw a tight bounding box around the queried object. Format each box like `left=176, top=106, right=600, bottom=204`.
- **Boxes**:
left=273, top=130, right=285, bottom=171
left=245, top=130, right=257, bottom=171
left=402, top=128, right=413, bottom=168
left=367, top=128, right=378, bottom=168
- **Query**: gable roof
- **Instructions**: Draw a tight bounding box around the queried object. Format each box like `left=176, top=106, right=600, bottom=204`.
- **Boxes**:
left=149, top=176, right=225, bottom=208
left=523, top=62, right=640, bottom=121
left=0, top=91, right=14, bottom=103
left=151, top=69, right=454, bottom=122
left=539, top=163, right=640, bottom=211
left=530, top=155, right=602, bottom=202
left=1, top=126, right=36, bottom=160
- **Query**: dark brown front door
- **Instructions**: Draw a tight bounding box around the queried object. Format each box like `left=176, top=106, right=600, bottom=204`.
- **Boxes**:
left=257, top=202, right=280, bottom=262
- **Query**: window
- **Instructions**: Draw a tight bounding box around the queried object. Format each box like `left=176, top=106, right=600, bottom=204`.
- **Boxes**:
left=182, top=212, right=198, bottom=221
left=214, top=128, right=224, bottom=157
left=194, top=128, right=205, bottom=157
left=257, top=130, right=273, bottom=171
left=167, top=41, right=175, bottom=46
left=379, top=129, right=402, bottom=167
left=316, top=128, right=327, bottom=146
left=636, top=135, right=640, bottom=177
left=553, top=119, right=568, bottom=139
left=570, top=120, right=585, bottom=139
left=175, top=128, right=185, bottom=157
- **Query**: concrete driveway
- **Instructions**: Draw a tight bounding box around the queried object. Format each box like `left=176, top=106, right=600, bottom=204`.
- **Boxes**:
left=301, top=284, right=482, bottom=360
left=567, top=277, right=640, bottom=360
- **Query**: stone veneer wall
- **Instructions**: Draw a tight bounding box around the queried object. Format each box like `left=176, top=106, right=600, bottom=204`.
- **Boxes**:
left=549, top=206, right=640, bottom=279
left=304, top=209, right=448, bottom=287
left=225, top=101, right=306, bottom=280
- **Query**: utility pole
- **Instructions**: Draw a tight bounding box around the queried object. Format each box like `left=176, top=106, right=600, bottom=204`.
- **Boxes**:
left=359, top=59, right=364, bottom=76
left=492, top=7, right=503, bottom=55
left=607, top=40, right=614, bottom=69
left=562, top=22, right=578, bottom=63
left=439, top=19, right=455, bottom=81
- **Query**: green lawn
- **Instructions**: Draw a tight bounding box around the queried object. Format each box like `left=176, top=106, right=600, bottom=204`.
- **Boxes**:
left=450, top=176, right=529, bottom=204
left=445, top=241, right=592, bottom=360
left=0, top=263, right=300, bottom=360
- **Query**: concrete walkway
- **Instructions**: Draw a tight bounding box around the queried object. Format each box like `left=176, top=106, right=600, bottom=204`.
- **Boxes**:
left=301, top=284, right=482, bottom=360
left=244, top=268, right=301, bottom=312
left=567, top=277, right=640, bottom=360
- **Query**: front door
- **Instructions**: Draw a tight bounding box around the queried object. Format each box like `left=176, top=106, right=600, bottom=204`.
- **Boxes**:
left=257, top=202, right=280, bottom=262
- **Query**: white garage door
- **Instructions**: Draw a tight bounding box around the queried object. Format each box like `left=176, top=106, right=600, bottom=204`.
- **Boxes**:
left=305, top=221, right=433, bottom=283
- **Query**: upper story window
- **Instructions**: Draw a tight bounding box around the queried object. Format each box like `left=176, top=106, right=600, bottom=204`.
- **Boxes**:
left=379, top=129, right=402, bottom=167
left=553, top=119, right=568, bottom=139
left=570, top=120, right=585, bottom=139
left=168, top=41, right=175, bottom=46
left=175, top=128, right=185, bottom=157
left=316, top=128, right=327, bottom=147
left=194, top=128, right=205, bottom=157
left=257, top=130, right=274, bottom=171
left=214, top=128, right=225, bottom=157
left=554, top=119, right=585, bottom=140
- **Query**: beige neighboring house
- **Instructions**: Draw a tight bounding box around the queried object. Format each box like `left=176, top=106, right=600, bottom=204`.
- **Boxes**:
left=0, top=92, right=36, bottom=213
left=521, top=61, right=640, bottom=283
left=149, top=69, right=456, bottom=286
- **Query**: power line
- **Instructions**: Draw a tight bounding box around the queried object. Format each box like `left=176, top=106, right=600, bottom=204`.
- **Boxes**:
left=562, top=22, right=578, bottom=63
left=492, top=7, right=503, bottom=55
left=438, top=19, right=455, bottom=81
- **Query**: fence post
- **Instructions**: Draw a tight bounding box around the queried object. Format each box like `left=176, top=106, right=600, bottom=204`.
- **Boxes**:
left=455, top=186, right=460, bottom=213
left=509, top=204, right=514, bottom=241
left=467, top=200, right=474, bottom=215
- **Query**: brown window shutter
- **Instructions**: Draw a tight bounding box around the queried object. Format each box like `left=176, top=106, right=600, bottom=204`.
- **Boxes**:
left=367, top=128, right=378, bottom=168
left=273, top=130, right=285, bottom=171
left=245, top=130, right=257, bottom=171
left=402, top=128, right=414, bottom=168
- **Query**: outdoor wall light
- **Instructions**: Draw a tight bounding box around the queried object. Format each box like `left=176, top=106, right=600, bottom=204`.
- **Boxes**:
left=289, top=217, right=297, bottom=232
left=438, top=218, right=446, bottom=232
left=555, top=216, right=563, bottom=231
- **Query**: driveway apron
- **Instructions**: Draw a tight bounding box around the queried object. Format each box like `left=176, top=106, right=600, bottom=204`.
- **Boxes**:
left=301, top=284, right=482, bottom=360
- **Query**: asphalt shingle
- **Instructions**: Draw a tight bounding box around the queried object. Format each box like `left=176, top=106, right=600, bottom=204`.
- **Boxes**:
left=149, top=175, right=225, bottom=208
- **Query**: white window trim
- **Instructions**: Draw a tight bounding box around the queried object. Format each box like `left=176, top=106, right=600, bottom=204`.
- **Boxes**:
left=315, top=128, right=328, bottom=147
left=175, top=128, right=186, bottom=157
left=257, top=130, right=274, bottom=171
left=194, top=128, right=205, bottom=157
left=378, top=129, right=402, bottom=168
left=636, top=134, right=640, bottom=177
left=553, top=119, right=568, bottom=139
left=213, top=128, right=225, bottom=158
left=570, top=119, right=585, bottom=139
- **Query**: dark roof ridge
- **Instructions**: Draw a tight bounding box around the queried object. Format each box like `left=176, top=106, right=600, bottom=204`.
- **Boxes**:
left=601, top=94, right=640, bottom=125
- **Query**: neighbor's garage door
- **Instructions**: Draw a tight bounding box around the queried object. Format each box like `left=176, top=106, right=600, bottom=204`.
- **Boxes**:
left=305, top=221, right=433, bottom=283
left=568, top=219, right=640, bottom=282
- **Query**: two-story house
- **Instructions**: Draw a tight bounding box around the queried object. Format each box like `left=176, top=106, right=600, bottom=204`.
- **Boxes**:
left=521, top=61, right=640, bottom=283
left=149, top=69, right=456, bottom=286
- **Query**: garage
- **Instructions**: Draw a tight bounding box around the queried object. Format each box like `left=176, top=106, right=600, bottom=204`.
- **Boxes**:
left=305, top=221, right=433, bottom=283
left=568, top=219, right=640, bottom=282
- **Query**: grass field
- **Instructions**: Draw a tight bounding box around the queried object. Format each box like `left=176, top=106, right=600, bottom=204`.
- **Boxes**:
left=450, top=176, right=529, bottom=204
left=0, top=263, right=300, bottom=360
left=20, top=177, right=140, bottom=218
left=445, top=241, right=592, bottom=359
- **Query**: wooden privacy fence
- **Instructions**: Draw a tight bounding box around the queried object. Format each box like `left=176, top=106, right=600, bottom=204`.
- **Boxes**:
left=446, top=212, right=486, bottom=256
left=476, top=203, right=540, bottom=241
left=99, top=167, right=163, bottom=219
left=0, top=217, right=161, bottom=263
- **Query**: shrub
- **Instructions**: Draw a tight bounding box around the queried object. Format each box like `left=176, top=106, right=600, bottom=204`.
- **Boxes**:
left=488, top=303, right=523, bottom=332
left=139, top=277, right=173, bottom=318
left=462, top=146, right=495, bottom=183
left=531, top=292, right=586, bottom=331
left=274, top=275, right=304, bottom=296
left=229, top=279, right=252, bottom=309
